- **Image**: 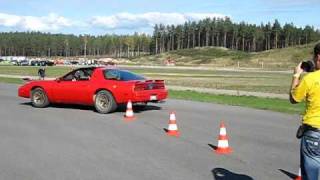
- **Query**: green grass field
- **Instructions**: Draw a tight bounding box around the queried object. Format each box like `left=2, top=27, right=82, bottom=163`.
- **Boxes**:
left=139, top=66, right=292, bottom=94
left=0, top=66, right=71, bottom=77
left=169, top=90, right=304, bottom=114
left=0, top=65, right=292, bottom=94
left=0, top=77, right=24, bottom=84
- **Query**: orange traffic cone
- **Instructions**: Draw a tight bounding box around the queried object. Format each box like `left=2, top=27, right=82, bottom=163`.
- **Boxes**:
left=294, top=167, right=301, bottom=180
left=124, top=100, right=136, bottom=121
left=166, top=112, right=180, bottom=137
left=215, top=121, right=232, bottom=154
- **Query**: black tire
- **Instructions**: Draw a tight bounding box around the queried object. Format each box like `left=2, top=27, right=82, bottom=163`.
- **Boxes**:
left=94, top=90, right=117, bottom=114
left=31, top=87, right=49, bottom=108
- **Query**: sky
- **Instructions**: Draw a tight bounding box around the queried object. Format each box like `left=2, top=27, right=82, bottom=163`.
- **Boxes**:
left=0, top=0, right=318, bottom=35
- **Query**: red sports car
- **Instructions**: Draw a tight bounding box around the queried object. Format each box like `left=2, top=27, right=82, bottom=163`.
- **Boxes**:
left=18, top=67, right=168, bottom=113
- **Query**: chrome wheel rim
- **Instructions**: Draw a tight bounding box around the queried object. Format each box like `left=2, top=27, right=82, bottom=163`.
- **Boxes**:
left=33, top=91, right=45, bottom=105
left=97, top=94, right=109, bottom=110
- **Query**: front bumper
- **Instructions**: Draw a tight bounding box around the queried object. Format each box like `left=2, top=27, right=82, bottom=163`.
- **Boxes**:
left=18, top=86, right=30, bottom=98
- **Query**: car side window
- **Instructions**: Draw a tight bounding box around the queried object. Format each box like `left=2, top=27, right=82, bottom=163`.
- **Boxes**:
left=84, top=69, right=93, bottom=77
left=75, top=70, right=91, bottom=81
left=74, top=70, right=83, bottom=80
left=62, top=69, right=91, bottom=81
left=63, top=72, right=75, bottom=81
left=105, top=69, right=120, bottom=80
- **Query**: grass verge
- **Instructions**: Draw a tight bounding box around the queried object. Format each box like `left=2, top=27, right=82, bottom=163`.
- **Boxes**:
left=0, top=77, right=24, bottom=84
left=169, top=90, right=304, bottom=114
left=0, top=66, right=71, bottom=77
left=0, top=77, right=304, bottom=114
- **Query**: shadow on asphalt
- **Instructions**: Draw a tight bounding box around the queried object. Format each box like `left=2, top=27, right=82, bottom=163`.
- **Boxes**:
left=212, top=168, right=254, bottom=180
left=279, top=169, right=299, bottom=179
left=19, top=102, right=162, bottom=113
left=115, top=104, right=162, bottom=113
left=20, top=102, right=32, bottom=106
left=208, top=143, right=218, bottom=150
left=163, top=128, right=169, bottom=133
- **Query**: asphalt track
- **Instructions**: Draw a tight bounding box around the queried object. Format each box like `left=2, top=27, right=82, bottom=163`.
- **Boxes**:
left=0, top=83, right=301, bottom=180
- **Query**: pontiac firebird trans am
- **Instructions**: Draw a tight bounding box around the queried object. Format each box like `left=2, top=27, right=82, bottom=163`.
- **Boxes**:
left=18, top=67, right=168, bottom=113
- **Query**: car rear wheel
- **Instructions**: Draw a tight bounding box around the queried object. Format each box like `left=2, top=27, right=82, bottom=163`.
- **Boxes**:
left=94, top=90, right=117, bottom=114
left=31, top=88, right=49, bottom=108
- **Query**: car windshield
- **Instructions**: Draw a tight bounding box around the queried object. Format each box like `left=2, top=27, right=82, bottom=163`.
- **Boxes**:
left=104, top=69, right=145, bottom=81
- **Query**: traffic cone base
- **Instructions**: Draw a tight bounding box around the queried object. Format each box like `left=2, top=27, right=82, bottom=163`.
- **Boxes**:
left=124, top=116, right=136, bottom=121
left=294, top=167, right=301, bottom=180
left=166, top=130, right=180, bottom=137
left=214, top=147, right=233, bottom=154
left=294, top=176, right=301, bottom=180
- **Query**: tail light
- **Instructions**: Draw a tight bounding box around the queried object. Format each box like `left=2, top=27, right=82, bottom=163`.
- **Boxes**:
left=154, top=80, right=165, bottom=89
left=134, top=83, right=145, bottom=91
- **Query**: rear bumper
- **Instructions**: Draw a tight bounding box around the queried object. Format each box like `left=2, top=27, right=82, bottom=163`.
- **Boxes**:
left=132, top=89, right=168, bottom=102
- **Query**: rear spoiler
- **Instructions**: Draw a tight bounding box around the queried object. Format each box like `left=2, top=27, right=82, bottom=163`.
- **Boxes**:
left=134, top=80, right=166, bottom=91
left=135, top=80, right=165, bottom=84
left=155, top=80, right=165, bottom=83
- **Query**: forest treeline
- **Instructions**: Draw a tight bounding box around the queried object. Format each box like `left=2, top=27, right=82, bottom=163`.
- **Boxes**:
left=0, top=17, right=319, bottom=58
left=152, top=18, right=320, bottom=54
left=0, top=32, right=151, bottom=57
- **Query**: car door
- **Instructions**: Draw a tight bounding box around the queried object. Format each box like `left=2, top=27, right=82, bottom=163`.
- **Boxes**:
left=52, top=70, right=91, bottom=104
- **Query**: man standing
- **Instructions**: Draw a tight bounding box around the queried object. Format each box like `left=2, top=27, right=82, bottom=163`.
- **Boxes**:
left=38, top=67, right=45, bottom=80
left=290, top=43, right=320, bottom=180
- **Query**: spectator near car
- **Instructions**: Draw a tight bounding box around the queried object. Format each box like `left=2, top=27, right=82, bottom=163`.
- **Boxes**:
left=290, top=43, right=320, bottom=179
left=38, top=67, right=46, bottom=80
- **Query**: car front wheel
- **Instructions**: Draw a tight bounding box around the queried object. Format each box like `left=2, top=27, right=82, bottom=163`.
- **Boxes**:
left=94, top=90, right=117, bottom=114
left=31, top=88, right=49, bottom=108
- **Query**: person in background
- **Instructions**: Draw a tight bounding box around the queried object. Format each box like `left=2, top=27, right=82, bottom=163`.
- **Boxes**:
left=290, top=42, right=320, bottom=180
left=38, top=67, right=45, bottom=80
